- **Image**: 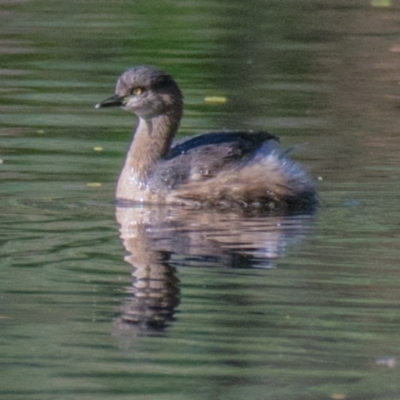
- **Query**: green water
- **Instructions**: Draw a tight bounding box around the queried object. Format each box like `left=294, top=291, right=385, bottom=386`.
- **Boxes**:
left=1, top=1, right=400, bottom=399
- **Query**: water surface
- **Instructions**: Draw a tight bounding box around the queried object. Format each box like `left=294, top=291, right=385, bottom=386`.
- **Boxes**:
left=1, top=1, right=400, bottom=399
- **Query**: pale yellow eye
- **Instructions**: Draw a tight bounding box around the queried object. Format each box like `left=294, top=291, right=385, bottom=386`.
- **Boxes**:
left=132, top=87, right=143, bottom=96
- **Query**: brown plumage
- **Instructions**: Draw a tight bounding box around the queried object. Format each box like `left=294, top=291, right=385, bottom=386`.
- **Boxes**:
left=95, top=65, right=317, bottom=213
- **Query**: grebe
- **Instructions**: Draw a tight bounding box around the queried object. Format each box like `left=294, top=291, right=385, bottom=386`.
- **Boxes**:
left=95, top=65, right=317, bottom=212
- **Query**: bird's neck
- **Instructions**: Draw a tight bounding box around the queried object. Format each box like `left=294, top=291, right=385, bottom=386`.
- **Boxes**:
left=123, top=113, right=180, bottom=184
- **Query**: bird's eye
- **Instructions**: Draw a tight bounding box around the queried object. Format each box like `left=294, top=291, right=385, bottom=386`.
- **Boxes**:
left=132, top=87, right=144, bottom=96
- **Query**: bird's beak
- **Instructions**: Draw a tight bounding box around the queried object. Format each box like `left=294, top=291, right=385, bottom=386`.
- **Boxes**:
left=94, top=95, right=125, bottom=109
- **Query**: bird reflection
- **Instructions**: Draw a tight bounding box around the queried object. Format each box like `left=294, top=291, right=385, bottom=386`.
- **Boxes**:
left=112, top=204, right=315, bottom=342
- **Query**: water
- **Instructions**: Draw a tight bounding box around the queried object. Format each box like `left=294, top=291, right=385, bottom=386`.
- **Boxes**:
left=1, top=0, right=400, bottom=399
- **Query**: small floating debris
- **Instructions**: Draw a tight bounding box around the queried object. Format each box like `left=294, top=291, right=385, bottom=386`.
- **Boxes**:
left=371, top=0, right=391, bottom=6
left=331, top=394, right=346, bottom=400
left=344, top=200, right=360, bottom=207
left=37, top=129, right=45, bottom=135
left=93, top=146, right=103, bottom=152
left=86, top=182, right=102, bottom=188
left=204, top=96, right=227, bottom=104
left=376, top=357, right=397, bottom=368
left=0, top=159, right=3, bottom=165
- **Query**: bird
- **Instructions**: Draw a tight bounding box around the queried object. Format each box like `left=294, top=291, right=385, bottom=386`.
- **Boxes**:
left=95, top=65, right=317, bottom=212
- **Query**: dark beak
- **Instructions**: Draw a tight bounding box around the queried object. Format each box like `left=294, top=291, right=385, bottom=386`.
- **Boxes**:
left=94, top=95, right=124, bottom=109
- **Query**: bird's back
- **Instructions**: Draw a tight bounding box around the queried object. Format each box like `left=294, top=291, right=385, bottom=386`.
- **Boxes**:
left=147, top=131, right=317, bottom=212
left=148, top=131, right=276, bottom=188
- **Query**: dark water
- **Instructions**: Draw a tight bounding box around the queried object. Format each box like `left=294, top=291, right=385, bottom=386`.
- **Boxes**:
left=1, top=1, right=400, bottom=399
